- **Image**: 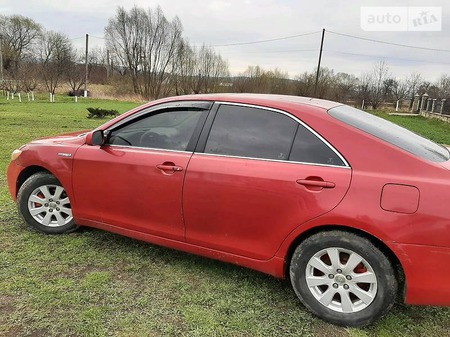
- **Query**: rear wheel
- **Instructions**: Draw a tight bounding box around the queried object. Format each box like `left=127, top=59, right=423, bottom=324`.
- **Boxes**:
left=289, top=230, right=397, bottom=327
left=17, top=172, right=76, bottom=234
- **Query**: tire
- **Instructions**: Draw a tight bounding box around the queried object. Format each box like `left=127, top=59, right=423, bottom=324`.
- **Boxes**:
left=289, top=230, right=397, bottom=327
left=17, top=172, right=77, bottom=234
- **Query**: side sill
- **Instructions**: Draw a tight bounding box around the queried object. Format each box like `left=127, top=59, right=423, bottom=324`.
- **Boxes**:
left=75, top=218, right=286, bottom=278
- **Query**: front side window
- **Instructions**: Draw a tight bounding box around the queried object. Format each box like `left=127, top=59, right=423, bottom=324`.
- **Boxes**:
left=204, top=105, right=298, bottom=160
left=108, top=109, right=204, bottom=151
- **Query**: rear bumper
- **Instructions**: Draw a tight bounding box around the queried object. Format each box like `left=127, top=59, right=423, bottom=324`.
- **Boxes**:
left=393, top=242, right=450, bottom=306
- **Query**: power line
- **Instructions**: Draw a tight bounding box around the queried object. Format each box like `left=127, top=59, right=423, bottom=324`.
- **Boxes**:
left=73, top=30, right=450, bottom=53
left=328, top=30, right=450, bottom=53
left=210, top=31, right=321, bottom=47
left=326, top=49, right=450, bottom=65
left=212, top=45, right=448, bottom=65
left=70, top=36, right=85, bottom=41
left=215, top=48, right=319, bottom=54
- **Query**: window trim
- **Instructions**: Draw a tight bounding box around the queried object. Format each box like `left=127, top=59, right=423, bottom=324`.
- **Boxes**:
left=195, top=152, right=351, bottom=169
left=196, top=102, right=350, bottom=168
left=108, top=101, right=212, bottom=131
left=101, top=144, right=195, bottom=154
left=103, top=101, right=212, bottom=152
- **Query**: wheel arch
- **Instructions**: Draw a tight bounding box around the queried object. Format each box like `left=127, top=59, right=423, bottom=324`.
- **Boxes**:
left=16, top=166, right=53, bottom=197
left=284, top=224, right=406, bottom=301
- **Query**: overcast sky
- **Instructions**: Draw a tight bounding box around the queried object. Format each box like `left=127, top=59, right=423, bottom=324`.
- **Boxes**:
left=1, top=0, right=449, bottom=80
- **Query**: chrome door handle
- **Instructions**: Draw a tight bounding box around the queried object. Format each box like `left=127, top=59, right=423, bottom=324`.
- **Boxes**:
left=156, top=164, right=183, bottom=172
left=296, top=179, right=335, bottom=188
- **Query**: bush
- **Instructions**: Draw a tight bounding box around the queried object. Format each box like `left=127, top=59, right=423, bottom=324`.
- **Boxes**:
left=69, top=89, right=90, bottom=97
left=86, top=107, right=119, bottom=119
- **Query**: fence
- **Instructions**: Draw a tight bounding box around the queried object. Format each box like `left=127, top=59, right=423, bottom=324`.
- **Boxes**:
left=411, top=93, right=450, bottom=122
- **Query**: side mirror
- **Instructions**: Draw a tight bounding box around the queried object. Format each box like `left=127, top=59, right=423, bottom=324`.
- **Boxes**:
left=86, top=130, right=105, bottom=146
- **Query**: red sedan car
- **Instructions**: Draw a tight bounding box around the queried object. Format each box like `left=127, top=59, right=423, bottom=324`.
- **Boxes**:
left=7, top=94, right=450, bottom=326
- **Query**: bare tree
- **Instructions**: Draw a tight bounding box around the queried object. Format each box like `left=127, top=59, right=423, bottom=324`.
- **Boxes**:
left=265, top=69, right=290, bottom=94
left=391, top=78, right=409, bottom=111
left=105, top=6, right=184, bottom=99
left=315, top=67, right=334, bottom=99
left=38, top=31, right=72, bottom=101
left=0, top=15, right=42, bottom=77
left=357, top=73, right=372, bottom=109
left=368, top=60, right=390, bottom=109
left=293, top=71, right=315, bottom=97
left=382, top=78, right=396, bottom=101
left=437, top=74, right=450, bottom=99
left=330, top=72, right=358, bottom=102
left=420, top=82, right=439, bottom=98
left=88, top=46, right=110, bottom=83
left=293, top=67, right=334, bottom=98
left=234, top=65, right=269, bottom=93
left=17, top=58, right=39, bottom=100
left=173, top=40, right=196, bottom=95
left=89, top=46, right=108, bottom=66
left=66, top=48, right=86, bottom=96
left=406, top=72, right=423, bottom=109
left=186, top=45, right=229, bottom=94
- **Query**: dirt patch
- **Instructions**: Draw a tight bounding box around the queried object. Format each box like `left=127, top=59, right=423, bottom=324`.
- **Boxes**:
left=312, top=322, right=349, bottom=337
left=0, top=295, right=16, bottom=314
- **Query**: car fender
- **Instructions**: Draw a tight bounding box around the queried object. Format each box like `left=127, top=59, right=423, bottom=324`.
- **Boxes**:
left=14, top=143, right=83, bottom=215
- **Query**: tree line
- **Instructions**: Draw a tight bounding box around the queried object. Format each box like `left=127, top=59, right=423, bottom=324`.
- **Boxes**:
left=0, top=7, right=229, bottom=101
left=0, top=7, right=449, bottom=108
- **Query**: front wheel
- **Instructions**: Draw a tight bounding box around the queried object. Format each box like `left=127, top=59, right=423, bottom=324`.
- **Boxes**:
left=289, top=230, right=397, bottom=327
left=17, top=172, right=77, bottom=234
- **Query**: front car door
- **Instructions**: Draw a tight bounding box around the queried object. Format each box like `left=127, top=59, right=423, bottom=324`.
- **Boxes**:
left=72, top=102, right=210, bottom=240
left=183, top=103, right=352, bottom=259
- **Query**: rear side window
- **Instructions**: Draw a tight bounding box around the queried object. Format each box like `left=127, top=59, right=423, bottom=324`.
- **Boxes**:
left=205, top=105, right=297, bottom=160
left=329, top=105, right=450, bottom=162
left=204, top=104, right=347, bottom=166
left=289, top=124, right=346, bottom=166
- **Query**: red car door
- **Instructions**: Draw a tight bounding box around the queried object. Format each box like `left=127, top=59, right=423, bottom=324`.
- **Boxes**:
left=72, top=103, right=210, bottom=240
left=183, top=103, right=352, bottom=260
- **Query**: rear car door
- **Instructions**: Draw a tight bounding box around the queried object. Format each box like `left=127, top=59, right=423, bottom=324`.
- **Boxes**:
left=72, top=102, right=210, bottom=240
left=183, top=103, right=352, bottom=259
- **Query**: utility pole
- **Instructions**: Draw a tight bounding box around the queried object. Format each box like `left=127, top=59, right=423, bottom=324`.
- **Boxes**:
left=314, top=28, right=325, bottom=97
left=0, top=36, right=4, bottom=81
left=106, top=49, right=110, bottom=79
left=84, top=34, right=89, bottom=97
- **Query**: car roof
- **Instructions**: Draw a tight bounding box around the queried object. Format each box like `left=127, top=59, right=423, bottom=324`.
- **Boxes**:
left=98, top=94, right=345, bottom=132
left=164, top=93, right=343, bottom=110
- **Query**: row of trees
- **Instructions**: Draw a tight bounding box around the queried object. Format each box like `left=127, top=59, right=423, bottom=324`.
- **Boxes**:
left=1, top=7, right=449, bottom=108
left=0, top=14, right=110, bottom=99
left=105, top=6, right=229, bottom=99
left=0, top=8, right=230, bottom=100
left=231, top=62, right=450, bottom=110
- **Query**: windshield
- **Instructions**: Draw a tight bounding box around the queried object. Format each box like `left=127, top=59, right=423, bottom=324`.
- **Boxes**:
left=328, top=105, right=450, bottom=163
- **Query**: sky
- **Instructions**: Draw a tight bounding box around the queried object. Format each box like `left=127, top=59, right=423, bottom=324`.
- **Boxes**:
left=1, top=0, right=449, bottom=81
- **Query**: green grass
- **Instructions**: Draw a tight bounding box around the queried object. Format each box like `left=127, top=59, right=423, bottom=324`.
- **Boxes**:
left=1, top=97, right=449, bottom=336
left=370, top=111, right=450, bottom=145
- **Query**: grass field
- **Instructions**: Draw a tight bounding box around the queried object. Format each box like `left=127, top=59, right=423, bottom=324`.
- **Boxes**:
left=1, top=96, right=450, bottom=336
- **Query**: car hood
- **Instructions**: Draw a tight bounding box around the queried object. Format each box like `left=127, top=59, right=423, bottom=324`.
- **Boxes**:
left=29, top=130, right=89, bottom=146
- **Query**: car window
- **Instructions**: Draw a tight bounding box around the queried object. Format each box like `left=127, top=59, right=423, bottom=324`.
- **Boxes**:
left=289, top=123, right=346, bottom=166
left=329, top=105, right=450, bottom=162
left=204, top=105, right=297, bottom=160
left=108, top=109, right=204, bottom=151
